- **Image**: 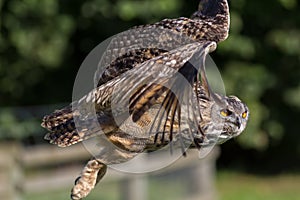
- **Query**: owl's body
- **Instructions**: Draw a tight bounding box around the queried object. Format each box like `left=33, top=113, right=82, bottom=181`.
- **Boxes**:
left=42, top=0, right=249, bottom=199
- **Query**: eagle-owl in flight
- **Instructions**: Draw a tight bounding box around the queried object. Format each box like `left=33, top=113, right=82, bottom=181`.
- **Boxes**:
left=42, top=0, right=249, bottom=199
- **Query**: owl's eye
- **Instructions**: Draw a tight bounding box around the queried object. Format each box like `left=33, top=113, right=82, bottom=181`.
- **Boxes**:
left=220, top=109, right=232, bottom=117
left=242, top=111, right=248, bottom=119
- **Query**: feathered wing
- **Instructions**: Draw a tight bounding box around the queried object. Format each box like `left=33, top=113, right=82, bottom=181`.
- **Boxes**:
left=42, top=0, right=230, bottom=148
left=42, top=41, right=216, bottom=148
left=110, top=41, right=217, bottom=150
left=94, top=0, right=229, bottom=87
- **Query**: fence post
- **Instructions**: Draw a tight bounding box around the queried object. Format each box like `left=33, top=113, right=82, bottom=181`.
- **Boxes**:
left=0, top=141, right=23, bottom=200
left=119, top=154, right=148, bottom=200
left=186, top=147, right=220, bottom=200
left=120, top=174, right=148, bottom=200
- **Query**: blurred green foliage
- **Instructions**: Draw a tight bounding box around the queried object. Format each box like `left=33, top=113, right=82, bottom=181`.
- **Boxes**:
left=0, top=0, right=299, bottom=172
left=0, top=108, right=40, bottom=139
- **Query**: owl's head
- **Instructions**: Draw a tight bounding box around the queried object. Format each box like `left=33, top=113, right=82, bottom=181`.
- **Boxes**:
left=210, top=95, right=249, bottom=143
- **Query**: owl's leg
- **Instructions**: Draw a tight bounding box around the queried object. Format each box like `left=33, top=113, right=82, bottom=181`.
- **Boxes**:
left=71, top=132, right=150, bottom=200
left=71, top=158, right=106, bottom=200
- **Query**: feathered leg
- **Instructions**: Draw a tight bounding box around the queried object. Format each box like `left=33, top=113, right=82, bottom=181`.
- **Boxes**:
left=71, top=132, right=150, bottom=200
left=71, top=159, right=107, bottom=200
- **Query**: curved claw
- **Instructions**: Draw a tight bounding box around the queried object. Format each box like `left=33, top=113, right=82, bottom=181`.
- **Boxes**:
left=74, top=176, right=81, bottom=185
left=71, top=160, right=107, bottom=200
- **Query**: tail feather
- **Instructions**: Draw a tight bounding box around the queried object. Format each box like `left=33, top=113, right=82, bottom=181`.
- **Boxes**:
left=42, top=105, right=82, bottom=147
left=44, top=129, right=81, bottom=147
left=41, top=105, right=73, bottom=130
left=42, top=104, right=117, bottom=147
left=43, top=119, right=82, bottom=148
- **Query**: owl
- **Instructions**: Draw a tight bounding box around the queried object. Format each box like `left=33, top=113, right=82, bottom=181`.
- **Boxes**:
left=41, top=0, right=249, bottom=199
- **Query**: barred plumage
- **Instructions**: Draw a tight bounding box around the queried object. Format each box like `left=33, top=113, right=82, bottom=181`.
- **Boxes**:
left=41, top=1, right=249, bottom=199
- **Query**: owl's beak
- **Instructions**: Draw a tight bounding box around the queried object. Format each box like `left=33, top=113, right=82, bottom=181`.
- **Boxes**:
left=236, top=117, right=241, bottom=129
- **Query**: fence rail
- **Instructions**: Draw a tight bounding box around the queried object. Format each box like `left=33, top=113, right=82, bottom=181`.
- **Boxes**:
left=0, top=141, right=219, bottom=200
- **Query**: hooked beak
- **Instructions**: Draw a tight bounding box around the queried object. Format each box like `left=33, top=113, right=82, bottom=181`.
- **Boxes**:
left=235, top=117, right=241, bottom=129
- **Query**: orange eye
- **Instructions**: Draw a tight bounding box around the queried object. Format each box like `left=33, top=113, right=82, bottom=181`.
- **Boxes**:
left=220, top=109, right=231, bottom=117
left=242, top=112, right=247, bottom=119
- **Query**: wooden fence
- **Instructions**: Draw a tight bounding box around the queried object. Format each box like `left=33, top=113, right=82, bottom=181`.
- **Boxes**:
left=0, top=141, right=219, bottom=200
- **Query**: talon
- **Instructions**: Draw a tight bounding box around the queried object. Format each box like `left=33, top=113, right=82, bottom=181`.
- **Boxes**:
left=71, top=179, right=89, bottom=200
left=74, top=176, right=81, bottom=185
left=70, top=160, right=107, bottom=199
left=71, top=192, right=81, bottom=200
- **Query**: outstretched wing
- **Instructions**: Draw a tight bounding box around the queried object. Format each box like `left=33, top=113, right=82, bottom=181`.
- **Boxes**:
left=42, top=0, right=229, bottom=149
left=108, top=41, right=216, bottom=152
left=42, top=41, right=216, bottom=149
left=94, top=0, right=229, bottom=87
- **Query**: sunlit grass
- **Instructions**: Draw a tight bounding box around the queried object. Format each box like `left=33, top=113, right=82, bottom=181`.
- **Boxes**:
left=216, top=171, right=300, bottom=200
left=24, top=181, right=118, bottom=200
left=25, top=171, right=300, bottom=200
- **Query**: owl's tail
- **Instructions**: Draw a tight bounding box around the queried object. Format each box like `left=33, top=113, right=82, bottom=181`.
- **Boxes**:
left=41, top=105, right=84, bottom=147
left=42, top=103, right=117, bottom=147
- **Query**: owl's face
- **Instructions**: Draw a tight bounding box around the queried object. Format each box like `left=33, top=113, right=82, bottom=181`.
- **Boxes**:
left=210, top=95, right=249, bottom=143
